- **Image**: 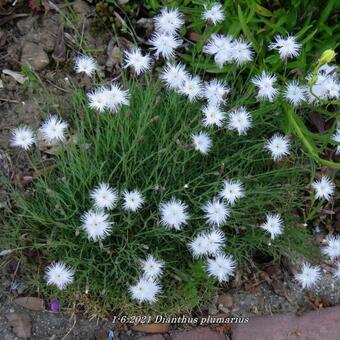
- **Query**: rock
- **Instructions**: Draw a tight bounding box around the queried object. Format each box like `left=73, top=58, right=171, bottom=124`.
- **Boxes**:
left=6, top=312, right=32, bottom=338
left=16, top=16, right=36, bottom=35
left=14, top=297, right=45, bottom=311
left=72, top=0, right=90, bottom=18
left=21, top=42, right=49, bottom=71
left=217, top=294, right=233, bottom=308
left=232, top=306, right=340, bottom=340
left=95, top=328, right=108, bottom=340
left=171, top=327, right=224, bottom=340
left=132, top=323, right=169, bottom=334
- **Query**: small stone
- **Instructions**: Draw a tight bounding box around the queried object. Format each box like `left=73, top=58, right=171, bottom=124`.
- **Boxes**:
left=217, top=294, right=233, bottom=308
left=21, top=42, right=49, bottom=71
left=17, top=16, right=36, bottom=35
left=72, top=0, right=90, bottom=18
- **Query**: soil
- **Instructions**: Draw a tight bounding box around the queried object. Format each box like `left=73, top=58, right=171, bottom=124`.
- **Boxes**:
left=0, top=1, right=339, bottom=339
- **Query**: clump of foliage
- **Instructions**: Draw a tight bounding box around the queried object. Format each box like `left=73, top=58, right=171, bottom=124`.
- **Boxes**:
left=1, top=0, right=339, bottom=317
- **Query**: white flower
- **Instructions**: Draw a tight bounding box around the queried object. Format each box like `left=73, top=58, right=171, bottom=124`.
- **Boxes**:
left=312, top=175, right=335, bottom=201
left=322, top=235, right=340, bottom=261
left=227, top=107, right=252, bottom=135
left=305, top=72, right=340, bottom=102
left=124, top=48, right=152, bottom=75
left=81, top=210, right=111, bottom=241
left=129, top=277, right=161, bottom=304
left=206, top=253, right=236, bottom=282
left=202, top=3, right=225, bottom=25
left=87, top=87, right=110, bottom=113
left=160, top=198, right=189, bottom=230
left=10, top=126, right=36, bottom=150
left=90, top=182, right=118, bottom=210
left=231, top=38, right=253, bottom=65
left=188, top=229, right=225, bottom=258
left=45, top=262, right=74, bottom=290
left=105, top=83, right=129, bottom=112
left=203, top=34, right=233, bottom=55
left=75, top=55, right=97, bottom=77
left=323, top=77, right=340, bottom=99
left=284, top=81, right=306, bottom=106
left=332, top=128, right=340, bottom=154
left=260, top=213, right=284, bottom=239
left=295, top=262, right=321, bottom=289
left=265, top=134, right=290, bottom=161
left=149, top=33, right=181, bottom=59
left=204, top=34, right=234, bottom=67
left=269, top=35, right=301, bottom=60
left=206, top=229, right=225, bottom=255
left=219, top=179, right=244, bottom=205
left=203, top=79, right=229, bottom=105
left=160, top=63, right=188, bottom=90
left=202, top=105, right=226, bottom=127
left=188, top=233, right=210, bottom=258
left=333, top=262, right=340, bottom=280
left=252, top=71, right=278, bottom=102
left=154, top=7, right=184, bottom=34
left=123, top=189, right=144, bottom=212
left=179, top=75, right=203, bottom=101
left=142, top=255, right=164, bottom=279
left=192, top=132, right=212, bottom=155
left=202, top=198, right=229, bottom=226
left=39, top=115, right=68, bottom=144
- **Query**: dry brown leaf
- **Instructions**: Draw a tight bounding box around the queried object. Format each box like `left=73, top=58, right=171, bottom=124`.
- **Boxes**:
left=6, top=313, right=32, bottom=338
left=15, top=296, right=45, bottom=311
left=95, top=328, right=108, bottom=340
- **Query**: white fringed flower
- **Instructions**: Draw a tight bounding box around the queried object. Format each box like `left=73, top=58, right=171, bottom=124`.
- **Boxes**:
left=312, top=175, right=335, bottom=201
left=46, top=262, right=74, bottom=290
left=124, top=48, right=152, bottom=75
left=269, top=35, right=301, bottom=60
left=123, top=189, right=144, bottom=212
left=295, top=262, right=321, bottom=289
left=81, top=210, right=111, bottom=241
left=284, top=81, right=306, bottom=106
left=265, top=134, right=290, bottom=161
left=106, top=83, right=130, bottom=112
left=11, top=126, right=36, bottom=150
left=203, top=79, right=229, bottom=105
left=75, top=55, right=97, bottom=77
left=87, top=87, right=109, bottom=113
left=160, top=198, right=189, bottom=230
left=202, top=198, right=229, bottom=226
left=90, top=182, right=118, bottom=210
left=227, top=107, right=252, bottom=135
left=231, top=38, right=253, bottom=65
left=129, top=277, right=161, bottom=304
left=204, top=34, right=234, bottom=67
left=150, top=33, right=181, bottom=59
left=206, top=253, right=236, bottom=282
left=188, top=233, right=210, bottom=258
left=192, top=132, right=212, bottom=155
left=202, top=3, right=225, bottom=25
left=260, top=213, right=284, bottom=239
left=206, top=229, right=226, bottom=255
left=142, top=255, right=164, bottom=279
left=252, top=71, right=278, bottom=102
left=322, top=235, right=340, bottom=261
left=332, top=128, right=340, bottom=154
left=179, top=75, right=203, bottom=101
left=160, top=63, right=188, bottom=90
left=39, top=115, right=68, bottom=144
left=219, top=179, right=245, bottom=205
left=154, top=7, right=184, bottom=34
left=202, top=105, right=225, bottom=127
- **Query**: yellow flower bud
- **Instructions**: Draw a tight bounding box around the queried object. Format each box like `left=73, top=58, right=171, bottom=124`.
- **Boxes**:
left=319, top=49, right=336, bottom=64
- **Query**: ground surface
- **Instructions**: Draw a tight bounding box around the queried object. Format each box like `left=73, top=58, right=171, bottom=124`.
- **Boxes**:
left=0, top=1, right=339, bottom=339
